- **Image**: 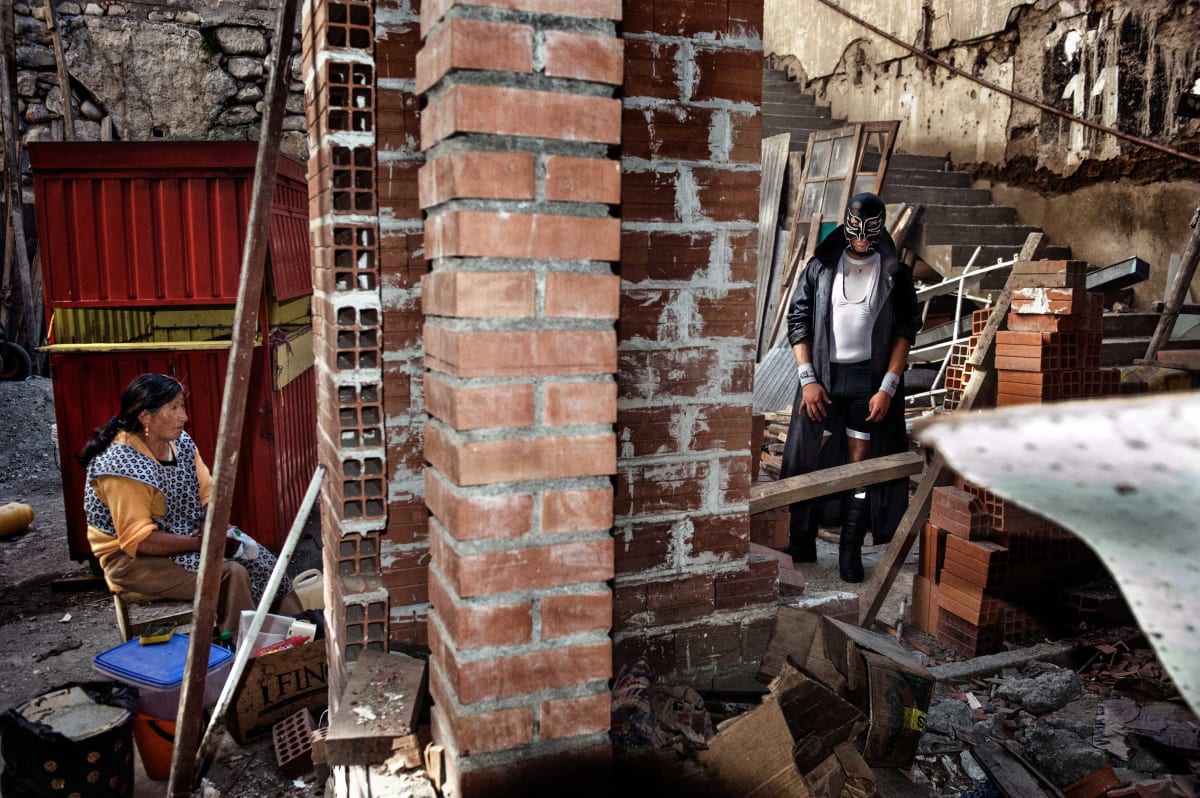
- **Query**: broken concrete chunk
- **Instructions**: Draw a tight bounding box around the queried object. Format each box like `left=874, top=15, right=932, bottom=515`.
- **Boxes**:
left=994, top=668, right=1083, bottom=714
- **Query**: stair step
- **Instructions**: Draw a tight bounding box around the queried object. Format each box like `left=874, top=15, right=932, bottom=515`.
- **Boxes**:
left=888, top=153, right=951, bottom=171
left=882, top=168, right=972, bottom=188
left=880, top=184, right=993, bottom=206
left=761, top=106, right=834, bottom=123
left=922, top=243, right=1072, bottom=276
left=1103, top=312, right=1160, bottom=338
left=761, top=89, right=818, bottom=105
left=911, top=204, right=1018, bottom=225
left=915, top=223, right=1043, bottom=247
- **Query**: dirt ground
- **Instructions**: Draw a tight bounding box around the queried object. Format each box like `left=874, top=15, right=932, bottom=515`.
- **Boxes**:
left=0, top=376, right=325, bottom=797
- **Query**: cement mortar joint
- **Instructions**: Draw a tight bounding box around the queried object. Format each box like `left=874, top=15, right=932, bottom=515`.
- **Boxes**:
left=426, top=258, right=615, bottom=276
left=621, top=29, right=763, bottom=52
left=435, top=523, right=612, bottom=557
left=622, top=95, right=759, bottom=115
left=429, top=466, right=610, bottom=499
left=429, top=197, right=614, bottom=219
left=423, top=314, right=615, bottom=334
left=428, top=415, right=616, bottom=446
left=441, top=3, right=616, bottom=37
left=424, top=135, right=609, bottom=160
left=425, top=563, right=613, bottom=616
left=430, top=70, right=618, bottom=98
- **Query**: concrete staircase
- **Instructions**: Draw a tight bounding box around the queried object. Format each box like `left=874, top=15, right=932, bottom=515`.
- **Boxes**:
left=762, top=67, right=1070, bottom=284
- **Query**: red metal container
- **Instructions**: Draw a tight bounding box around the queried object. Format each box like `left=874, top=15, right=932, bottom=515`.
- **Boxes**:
left=29, top=142, right=316, bottom=562
left=28, top=141, right=310, bottom=306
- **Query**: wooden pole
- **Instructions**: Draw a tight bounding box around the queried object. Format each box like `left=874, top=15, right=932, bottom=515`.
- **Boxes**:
left=0, top=0, right=38, bottom=358
left=1144, top=203, right=1200, bottom=361
left=42, top=0, right=75, bottom=141
left=166, top=0, right=299, bottom=792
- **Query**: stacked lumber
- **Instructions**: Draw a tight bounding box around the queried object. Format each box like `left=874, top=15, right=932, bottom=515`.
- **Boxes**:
left=758, top=411, right=789, bottom=479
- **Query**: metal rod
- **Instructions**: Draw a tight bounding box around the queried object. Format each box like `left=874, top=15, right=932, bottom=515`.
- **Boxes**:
left=195, top=465, right=326, bottom=770
left=166, top=0, right=300, bottom=790
left=1145, top=204, right=1200, bottom=361
left=813, top=0, right=1200, bottom=167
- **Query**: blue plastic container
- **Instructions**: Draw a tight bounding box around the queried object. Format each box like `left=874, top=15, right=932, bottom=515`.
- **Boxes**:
left=93, top=634, right=234, bottom=718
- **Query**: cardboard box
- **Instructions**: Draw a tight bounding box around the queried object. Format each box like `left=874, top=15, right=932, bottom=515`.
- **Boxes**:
left=819, top=617, right=935, bottom=768
left=227, top=640, right=328, bottom=744
left=704, top=665, right=867, bottom=798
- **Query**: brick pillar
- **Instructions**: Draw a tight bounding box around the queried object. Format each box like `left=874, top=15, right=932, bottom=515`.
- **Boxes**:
left=416, top=1, right=622, bottom=793
left=614, top=0, right=778, bottom=684
left=303, top=0, right=395, bottom=709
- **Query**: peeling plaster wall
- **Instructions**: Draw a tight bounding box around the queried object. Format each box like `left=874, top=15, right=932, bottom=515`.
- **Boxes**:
left=765, top=0, right=1200, bottom=307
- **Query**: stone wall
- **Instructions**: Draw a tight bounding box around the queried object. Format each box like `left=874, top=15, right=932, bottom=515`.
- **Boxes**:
left=12, top=0, right=308, bottom=161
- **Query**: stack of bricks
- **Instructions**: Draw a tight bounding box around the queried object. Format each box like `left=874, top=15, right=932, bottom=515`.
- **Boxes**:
left=613, top=0, right=776, bottom=684
left=998, top=260, right=1120, bottom=405
left=302, top=0, right=396, bottom=711
left=912, top=479, right=1100, bottom=657
left=417, top=1, right=622, bottom=792
left=942, top=308, right=993, bottom=411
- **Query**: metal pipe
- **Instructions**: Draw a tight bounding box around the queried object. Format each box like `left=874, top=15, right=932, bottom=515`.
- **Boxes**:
left=166, top=0, right=300, bottom=791
left=812, top=0, right=1200, bottom=167
left=195, top=465, right=326, bottom=770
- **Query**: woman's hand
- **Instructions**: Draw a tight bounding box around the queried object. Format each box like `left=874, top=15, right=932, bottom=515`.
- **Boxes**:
left=801, top=382, right=831, bottom=422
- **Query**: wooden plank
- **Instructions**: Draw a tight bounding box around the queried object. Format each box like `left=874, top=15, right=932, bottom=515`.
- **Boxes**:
left=1146, top=203, right=1200, bottom=360
left=756, top=134, right=791, bottom=348
left=749, top=451, right=924, bottom=515
left=969, top=737, right=1061, bottom=798
left=43, top=0, right=75, bottom=140
left=325, top=650, right=428, bottom=767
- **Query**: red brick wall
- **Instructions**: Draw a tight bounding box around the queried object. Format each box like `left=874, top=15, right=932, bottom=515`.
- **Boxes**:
left=615, top=0, right=776, bottom=684
left=306, top=0, right=774, bottom=784
left=417, top=0, right=622, bottom=791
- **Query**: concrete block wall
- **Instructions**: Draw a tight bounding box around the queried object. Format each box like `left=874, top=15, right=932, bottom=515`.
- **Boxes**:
left=302, top=0, right=395, bottom=711
left=614, top=0, right=776, bottom=684
left=416, top=0, right=622, bottom=792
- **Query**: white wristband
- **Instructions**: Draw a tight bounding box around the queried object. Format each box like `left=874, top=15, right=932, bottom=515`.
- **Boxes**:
left=798, top=364, right=817, bottom=387
left=880, top=372, right=900, bottom=397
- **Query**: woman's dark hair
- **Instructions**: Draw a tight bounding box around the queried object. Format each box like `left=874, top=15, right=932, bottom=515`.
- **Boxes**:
left=76, top=373, right=185, bottom=467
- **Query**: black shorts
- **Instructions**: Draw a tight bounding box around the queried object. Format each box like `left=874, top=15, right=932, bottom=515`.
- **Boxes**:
left=826, top=361, right=873, bottom=441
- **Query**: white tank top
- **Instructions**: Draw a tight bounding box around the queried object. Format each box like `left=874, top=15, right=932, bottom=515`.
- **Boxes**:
left=831, top=251, right=882, bottom=364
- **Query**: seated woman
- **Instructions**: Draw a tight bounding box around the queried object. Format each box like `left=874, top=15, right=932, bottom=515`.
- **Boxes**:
left=78, top=372, right=302, bottom=635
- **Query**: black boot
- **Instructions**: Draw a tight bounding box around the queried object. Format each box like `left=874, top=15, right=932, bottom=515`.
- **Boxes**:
left=783, top=506, right=818, bottom=563
left=839, top=494, right=869, bottom=582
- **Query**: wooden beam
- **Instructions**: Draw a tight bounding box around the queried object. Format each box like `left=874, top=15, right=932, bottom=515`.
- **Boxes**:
left=42, top=0, right=75, bottom=141
left=858, top=291, right=1011, bottom=627
left=166, top=0, right=299, bottom=792
left=1146, top=204, right=1200, bottom=361
left=749, top=451, right=924, bottom=515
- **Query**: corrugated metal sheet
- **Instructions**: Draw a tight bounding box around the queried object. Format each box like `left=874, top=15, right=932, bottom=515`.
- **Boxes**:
left=270, top=367, right=318, bottom=538
left=754, top=342, right=800, bottom=414
left=52, top=308, right=154, bottom=345
left=29, top=141, right=310, bottom=308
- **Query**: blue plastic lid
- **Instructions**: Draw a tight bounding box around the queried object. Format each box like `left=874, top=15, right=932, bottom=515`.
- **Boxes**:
left=93, top=634, right=233, bottom=689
